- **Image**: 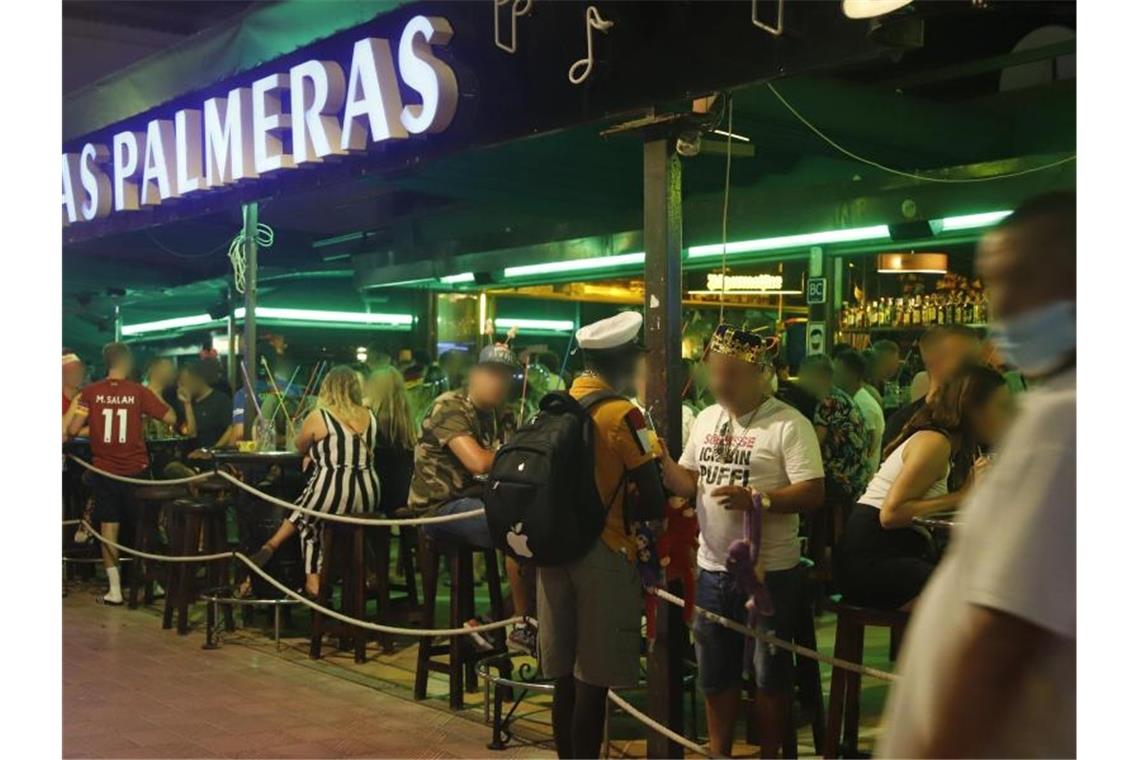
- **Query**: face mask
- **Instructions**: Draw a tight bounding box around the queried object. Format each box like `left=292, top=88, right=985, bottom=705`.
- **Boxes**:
left=988, top=300, right=1075, bottom=377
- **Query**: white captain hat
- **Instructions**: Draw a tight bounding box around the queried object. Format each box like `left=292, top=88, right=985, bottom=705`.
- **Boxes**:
left=575, top=311, right=646, bottom=352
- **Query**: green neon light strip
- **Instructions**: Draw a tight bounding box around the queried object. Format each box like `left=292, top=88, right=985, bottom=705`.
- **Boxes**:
left=368, top=278, right=435, bottom=288
left=235, top=307, right=413, bottom=325
left=687, top=225, right=892, bottom=258
left=936, top=210, right=1012, bottom=231
left=120, top=314, right=218, bottom=336
left=503, top=252, right=646, bottom=278
left=440, top=271, right=476, bottom=284
left=494, top=317, right=575, bottom=332
left=124, top=308, right=413, bottom=336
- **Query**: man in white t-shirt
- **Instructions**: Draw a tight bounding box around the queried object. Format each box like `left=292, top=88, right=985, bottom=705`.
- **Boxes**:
left=878, top=193, right=1076, bottom=758
left=662, top=325, right=824, bottom=758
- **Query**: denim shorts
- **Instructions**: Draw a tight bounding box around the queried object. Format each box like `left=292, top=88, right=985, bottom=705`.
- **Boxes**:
left=693, top=565, right=802, bottom=694
left=423, top=497, right=493, bottom=549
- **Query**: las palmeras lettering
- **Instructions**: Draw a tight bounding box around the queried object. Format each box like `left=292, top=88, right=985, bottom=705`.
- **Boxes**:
left=62, top=15, right=458, bottom=226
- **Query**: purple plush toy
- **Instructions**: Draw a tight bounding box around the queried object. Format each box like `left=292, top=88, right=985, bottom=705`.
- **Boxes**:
left=725, top=499, right=774, bottom=637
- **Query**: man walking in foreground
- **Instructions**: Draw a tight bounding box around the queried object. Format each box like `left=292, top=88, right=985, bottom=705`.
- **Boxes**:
left=878, top=193, right=1076, bottom=758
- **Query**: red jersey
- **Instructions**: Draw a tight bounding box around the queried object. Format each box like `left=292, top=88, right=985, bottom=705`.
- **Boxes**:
left=76, top=378, right=169, bottom=475
left=63, top=392, right=72, bottom=416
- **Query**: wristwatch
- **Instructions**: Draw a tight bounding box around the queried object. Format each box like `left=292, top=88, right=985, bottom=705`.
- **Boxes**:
left=750, top=489, right=772, bottom=511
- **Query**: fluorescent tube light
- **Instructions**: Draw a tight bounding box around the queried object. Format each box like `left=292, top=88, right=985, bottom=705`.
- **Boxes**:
left=235, top=307, right=413, bottom=326
left=687, top=225, right=892, bottom=258
left=494, top=318, right=575, bottom=332
left=440, top=272, right=476, bottom=284
left=121, top=314, right=218, bottom=336
left=936, top=210, right=1013, bottom=232
left=503, top=252, right=646, bottom=278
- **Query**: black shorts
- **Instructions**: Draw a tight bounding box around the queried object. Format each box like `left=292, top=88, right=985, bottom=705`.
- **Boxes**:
left=91, top=471, right=149, bottom=525
left=835, top=503, right=935, bottom=609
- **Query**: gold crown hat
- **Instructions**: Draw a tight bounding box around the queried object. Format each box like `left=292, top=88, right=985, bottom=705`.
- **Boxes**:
left=708, top=324, right=780, bottom=365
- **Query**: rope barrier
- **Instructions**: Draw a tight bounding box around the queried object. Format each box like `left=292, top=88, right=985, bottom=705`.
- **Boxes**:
left=64, top=457, right=895, bottom=680
left=607, top=690, right=711, bottom=757
left=62, top=519, right=81, bottom=526
left=77, top=520, right=528, bottom=637
left=67, top=455, right=487, bottom=527
left=650, top=587, right=898, bottom=683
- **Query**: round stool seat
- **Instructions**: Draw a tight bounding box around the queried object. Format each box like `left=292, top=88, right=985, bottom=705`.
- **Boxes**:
left=195, top=477, right=235, bottom=494
left=823, top=595, right=909, bottom=627
left=171, top=497, right=225, bottom=514
left=133, top=484, right=189, bottom=501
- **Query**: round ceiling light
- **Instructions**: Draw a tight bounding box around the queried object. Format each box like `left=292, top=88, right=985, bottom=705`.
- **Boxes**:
left=842, top=0, right=914, bottom=20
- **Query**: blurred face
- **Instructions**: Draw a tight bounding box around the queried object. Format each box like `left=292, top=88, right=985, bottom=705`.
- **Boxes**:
left=833, top=363, right=860, bottom=394
left=967, top=385, right=1014, bottom=448
left=797, top=366, right=832, bottom=401
left=878, top=350, right=901, bottom=380
left=706, top=352, right=766, bottom=412
left=148, top=360, right=174, bottom=388
left=933, top=334, right=981, bottom=384
left=469, top=364, right=511, bottom=407
left=62, top=361, right=85, bottom=389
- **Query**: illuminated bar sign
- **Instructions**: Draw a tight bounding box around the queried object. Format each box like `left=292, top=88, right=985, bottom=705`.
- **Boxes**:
left=61, top=15, right=457, bottom=226
left=706, top=273, right=784, bottom=292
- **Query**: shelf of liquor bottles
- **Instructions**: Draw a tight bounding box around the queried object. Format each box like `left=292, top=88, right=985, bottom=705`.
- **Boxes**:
left=838, top=272, right=990, bottom=332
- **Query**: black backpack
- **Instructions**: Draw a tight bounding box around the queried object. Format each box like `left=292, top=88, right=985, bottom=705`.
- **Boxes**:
left=485, top=390, right=623, bottom=566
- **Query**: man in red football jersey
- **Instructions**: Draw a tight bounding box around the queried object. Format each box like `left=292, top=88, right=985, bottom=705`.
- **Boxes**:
left=68, top=342, right=176, bottom=605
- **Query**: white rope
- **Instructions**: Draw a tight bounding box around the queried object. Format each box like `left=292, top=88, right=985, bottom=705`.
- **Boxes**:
left=62, top=519, right=81, bottom=526
left=67, top=455, right=487, bottom=527
left=767, top=81, right=1076, bottom=183
left=651, top=586, right=898, bottom=682
left=78, top=519, right=528, bottom=637
left=607, top=690, right=711, bottom=757
left=229, top=222, right=275, bottom=294
left=68, top=456, right=212, bottom=485
left=81, top=520, right=232, bottom=563
left=215, top=471, right=489, bottom=526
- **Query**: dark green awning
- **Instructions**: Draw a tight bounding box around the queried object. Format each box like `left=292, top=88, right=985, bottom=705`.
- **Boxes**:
left=63, top=0, right=404, bottom=142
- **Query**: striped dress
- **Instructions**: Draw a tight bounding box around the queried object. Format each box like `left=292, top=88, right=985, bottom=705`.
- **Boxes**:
left=289, top=408, right=380, bottom=574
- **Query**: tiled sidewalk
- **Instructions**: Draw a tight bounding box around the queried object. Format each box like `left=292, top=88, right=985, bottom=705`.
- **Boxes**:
left=63, top=589, right=552, bottom=758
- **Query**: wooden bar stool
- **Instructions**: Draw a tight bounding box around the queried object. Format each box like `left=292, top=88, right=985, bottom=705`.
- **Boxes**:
left=414, top=534, right=509, bottom=710
left=162, top=497, right=228, bottom=635
left=127, top=483, right=188, bottom=608
left=310, top=521, right=369, bottom=664
left=823, top=598, right=908, bottom=758
left=374, top=508, right=421, bottom=652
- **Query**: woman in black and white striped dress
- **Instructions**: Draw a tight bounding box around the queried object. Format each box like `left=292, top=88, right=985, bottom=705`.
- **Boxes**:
left=250, top=365, right=379, bottom=596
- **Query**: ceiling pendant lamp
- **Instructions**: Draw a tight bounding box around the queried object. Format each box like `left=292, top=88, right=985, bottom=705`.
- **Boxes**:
left=842, top=0, right=914, bottom=19
left=877, top=252, right=949, bottom=274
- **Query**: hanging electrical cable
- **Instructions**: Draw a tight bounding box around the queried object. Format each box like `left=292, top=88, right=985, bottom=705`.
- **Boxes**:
left=767, top=81, right=1076, bottom=183
left=719, top=95, right=735, bottom=324
left=229, top=222, right=275, bottom=294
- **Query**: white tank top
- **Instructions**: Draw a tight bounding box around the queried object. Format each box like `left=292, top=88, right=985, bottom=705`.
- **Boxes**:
left=858, top=433, right=949, bottom=509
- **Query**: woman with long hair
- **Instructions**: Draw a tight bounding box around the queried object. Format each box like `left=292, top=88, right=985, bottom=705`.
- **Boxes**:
left=835, top=363, right=1013, bottom=610
left=366, top=365, right=417, bottom=515
left=249, top=365, right=380, bottom=597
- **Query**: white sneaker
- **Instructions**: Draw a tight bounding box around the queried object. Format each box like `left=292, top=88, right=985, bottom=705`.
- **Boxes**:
left=102, top=591, right=124, bottom=606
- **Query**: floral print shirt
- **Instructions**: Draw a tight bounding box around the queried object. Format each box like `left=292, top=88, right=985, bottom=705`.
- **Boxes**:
left=813, top=388, right=869, bottom=500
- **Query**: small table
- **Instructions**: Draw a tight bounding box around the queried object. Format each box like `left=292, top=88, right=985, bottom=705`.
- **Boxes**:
left=208, top=449, right=304, bottom=469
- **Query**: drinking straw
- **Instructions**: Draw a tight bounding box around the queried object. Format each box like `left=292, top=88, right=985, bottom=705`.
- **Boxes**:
left=238, top=361, right=263, bottom=420
left=518, top=356, right=531, bottom=419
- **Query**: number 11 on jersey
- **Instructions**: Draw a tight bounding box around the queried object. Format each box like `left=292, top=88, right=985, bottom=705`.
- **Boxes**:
left=102, top=408, right=128, bottom=443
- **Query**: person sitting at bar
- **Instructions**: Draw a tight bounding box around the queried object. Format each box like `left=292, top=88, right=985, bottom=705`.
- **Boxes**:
left=67, top=342, right=176, bottom=605
left=660, top=324, right=824, bottom=758
left=180, top=361, right=231, bottom=455
left=142, top=357, right=177, bottom=439
left=406, top=343, right=536, bottom=652
left=248, top=366, right=380, bottom=597
left=366, top=365, right=416, bottom=516
left=798, top=354, right=869, bottom=505
left=834, top=363, right=1012, bottom=611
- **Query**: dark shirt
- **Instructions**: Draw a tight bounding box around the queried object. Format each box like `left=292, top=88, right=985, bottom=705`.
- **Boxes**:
left=191, top=389, right=232, bottom=449
left=162, top=386, right=186, bottom=430
left=375, top=432, right=415, bottom=515
left=776, top=379, right=818, bottom=423
left=883, top=397, right=925, bottom=453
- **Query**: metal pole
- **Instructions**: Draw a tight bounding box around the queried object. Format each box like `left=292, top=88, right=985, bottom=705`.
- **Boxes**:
left=241, top=202, right=259, bottom=440
left=642, top=134, right=684, bottom=759
left=226, top=286, right=238, bottom=393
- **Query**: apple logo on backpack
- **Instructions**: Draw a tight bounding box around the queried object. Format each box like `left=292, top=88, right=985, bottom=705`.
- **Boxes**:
left=506, top=522, right=533, bottom=558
